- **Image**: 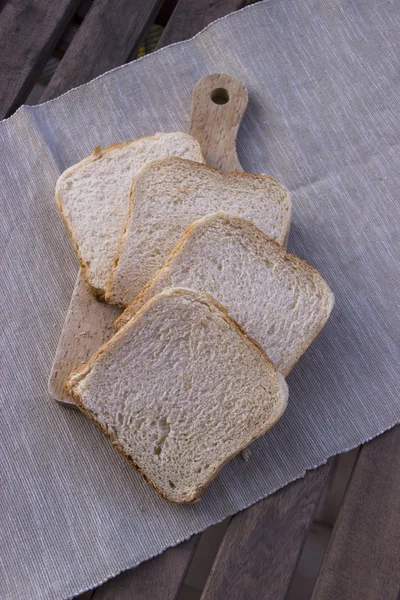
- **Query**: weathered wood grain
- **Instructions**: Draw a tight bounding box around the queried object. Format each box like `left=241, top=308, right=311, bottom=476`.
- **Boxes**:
left=0, top=0, right=81, bottom=117
left=311, top=427, right=400, bottom=600
left=41, top=0, right=164, bottom=102
left=0, top=0, right=9, bottom=16
left=201, top=463, right=332, bottom=600
left=157, top=0, right=246, bottom=49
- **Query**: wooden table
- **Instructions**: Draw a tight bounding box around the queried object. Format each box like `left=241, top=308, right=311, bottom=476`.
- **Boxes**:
left=0, top=2, right=398, bottom=598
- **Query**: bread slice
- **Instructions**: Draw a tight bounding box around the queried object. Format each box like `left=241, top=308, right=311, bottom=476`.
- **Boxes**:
left=56, top=133, right=204, bottom=298
left=105, top=157, right=291, bottom=307
left=115, top=214, right=334, bottom=376
left=66, top=288, right=288, bottom=503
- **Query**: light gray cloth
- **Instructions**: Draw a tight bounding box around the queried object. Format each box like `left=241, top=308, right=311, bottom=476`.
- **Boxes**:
left=1, top=0, right=399, bottom=598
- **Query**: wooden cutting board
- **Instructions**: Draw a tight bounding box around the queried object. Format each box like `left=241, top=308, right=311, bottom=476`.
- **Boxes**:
left=49, top=73, right=248, bottom=405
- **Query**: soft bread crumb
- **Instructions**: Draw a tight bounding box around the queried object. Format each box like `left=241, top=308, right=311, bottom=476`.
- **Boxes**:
left=66, top=288, right=288, bottom=503
left=116, top=214, right=334, bottom=375
left=106, top=157, right=291, bottom=307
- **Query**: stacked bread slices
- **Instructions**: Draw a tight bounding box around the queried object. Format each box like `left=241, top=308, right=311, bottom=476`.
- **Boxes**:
left=57, top=132, right=334, bottom=503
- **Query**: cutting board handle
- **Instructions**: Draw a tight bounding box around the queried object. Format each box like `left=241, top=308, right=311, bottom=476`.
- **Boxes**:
left=189, top=73, right=248, bottom=173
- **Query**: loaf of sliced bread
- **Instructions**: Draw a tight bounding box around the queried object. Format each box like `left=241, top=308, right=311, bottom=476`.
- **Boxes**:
left=56, top=133, right=204, bottom=298
left=105, top=157, right=291, bottom=307
left=66, top=288, right=288, bottom=503
left=115, top=214, right=334, bottom=375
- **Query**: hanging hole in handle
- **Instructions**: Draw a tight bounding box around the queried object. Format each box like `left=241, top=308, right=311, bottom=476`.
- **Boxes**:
left=211, top=88, right=229, bottom=105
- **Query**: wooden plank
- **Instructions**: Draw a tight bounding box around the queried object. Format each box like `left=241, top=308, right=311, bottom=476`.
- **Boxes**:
left=311, top=427, right=400, bottom=600
left=201, top=463, right=332, bottom=600
left=157, top=0, right=247, bottom=49
left=314, top=448, right=359, bottom=527
left=91, top=536, right=200, bottom=600
left=41, top=0, right=164, bottom=102
left=78, top=592, right=94, bottom=600
left=56, top=22, right=80, bottom=56
left=0, top=0, right=81, bottom=118
left=155, top=0, right=179, bottom=27
left=75, top=0, right=93, bottom=22
left=0, top=0, right=8, bottom=16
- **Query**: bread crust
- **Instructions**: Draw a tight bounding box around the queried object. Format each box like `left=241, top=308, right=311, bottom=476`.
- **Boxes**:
left=103, top=164, right=140, bottom=306
left=66, top=288, right=287, bottom=503
left=114, top=214, right=334, bottom=375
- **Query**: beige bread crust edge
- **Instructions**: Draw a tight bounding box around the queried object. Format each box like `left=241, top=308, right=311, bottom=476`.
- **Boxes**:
left=56, top=140, right=155, bottom=300
left=66, top=288, right=288, bottom=503
left=104, top=158, right=292, bottom=306
left=114, top=213, right=334, bottom=376
left=56, top=135, right=205, bottom=300
left=103, top=163, right=142, bottom=304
